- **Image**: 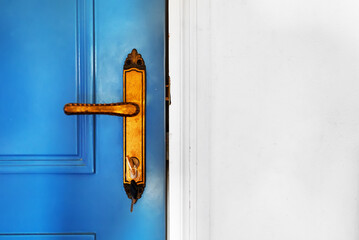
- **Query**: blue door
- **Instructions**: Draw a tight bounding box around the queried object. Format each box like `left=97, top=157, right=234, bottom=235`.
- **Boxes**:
left=0, top=0, right=166, bottom=239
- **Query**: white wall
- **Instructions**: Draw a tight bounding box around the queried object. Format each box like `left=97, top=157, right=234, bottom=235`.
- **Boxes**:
left=170, top=0, right=359, bottom=239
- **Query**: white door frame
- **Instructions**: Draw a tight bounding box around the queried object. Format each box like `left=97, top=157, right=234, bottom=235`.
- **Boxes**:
left=168, top=0, right=198, bottom=239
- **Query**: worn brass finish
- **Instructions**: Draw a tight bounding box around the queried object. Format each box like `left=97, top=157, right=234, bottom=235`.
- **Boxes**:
left=64, top=102, right=139, bottom=117
left=123, top=68, right=145, bottom=185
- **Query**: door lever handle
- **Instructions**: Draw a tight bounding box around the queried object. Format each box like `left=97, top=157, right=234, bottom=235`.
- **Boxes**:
left=63, top=49, right=146, bottom=212
left=64, top=102, right=139, bottom=117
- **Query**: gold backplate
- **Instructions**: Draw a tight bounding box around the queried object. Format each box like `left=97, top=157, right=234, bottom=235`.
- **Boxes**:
left=123, top=68, right=145, bottom=185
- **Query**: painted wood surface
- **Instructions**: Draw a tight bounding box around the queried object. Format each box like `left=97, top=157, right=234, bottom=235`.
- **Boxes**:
left=0, top=0, right=166, bottom=239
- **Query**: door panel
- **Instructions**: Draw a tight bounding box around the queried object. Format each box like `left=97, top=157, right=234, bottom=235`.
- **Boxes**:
left=0, top=0, right=94, bottom=173
left=0, top=0, right=166, bottom=239
left=0, top=234, right=95, bottom=240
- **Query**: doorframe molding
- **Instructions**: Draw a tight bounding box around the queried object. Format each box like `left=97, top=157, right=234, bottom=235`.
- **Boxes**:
left=169, top=0, right=198, bottom=239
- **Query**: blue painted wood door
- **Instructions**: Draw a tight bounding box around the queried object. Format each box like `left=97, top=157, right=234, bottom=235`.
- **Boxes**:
left=0, top=0, right=166, bottom=239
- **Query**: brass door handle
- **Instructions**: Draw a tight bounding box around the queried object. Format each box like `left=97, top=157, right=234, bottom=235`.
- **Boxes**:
left=63, top=49, right=146, bottom=212
left=64, top=102, right=139, bottom=117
